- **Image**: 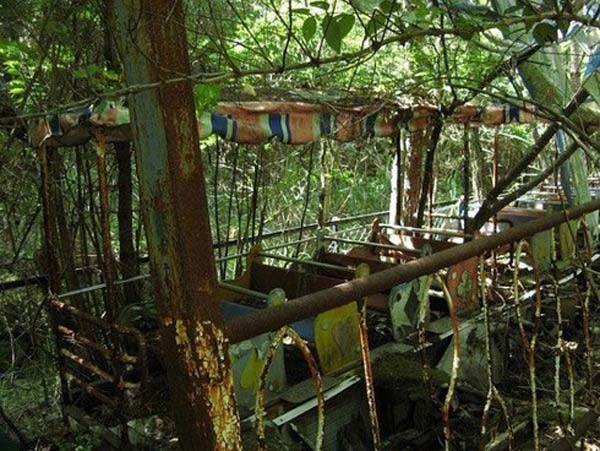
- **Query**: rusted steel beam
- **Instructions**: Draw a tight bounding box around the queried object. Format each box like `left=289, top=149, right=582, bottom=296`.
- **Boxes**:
left=226, top=198, right=600, bottom=343
left=111, top=1, right=241, bottom=449
left=50, top=297, right=148, bottom=388
left=58, top=325, right=112, bottom=359
left=61, top=348, right=115, bottom=385
left=66, top=374, right=119, bottom=409
left=95, top=131, right=131, bottom=442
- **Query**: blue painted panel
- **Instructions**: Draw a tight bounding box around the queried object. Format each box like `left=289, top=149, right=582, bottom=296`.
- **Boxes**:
left=222, top=301, right=314, bottom=341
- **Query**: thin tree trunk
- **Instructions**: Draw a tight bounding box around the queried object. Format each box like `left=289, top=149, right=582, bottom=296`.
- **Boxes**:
left=49, top=151, right=82, bottom=307
left=406, top=129, right=427, bottom=226
left=416, top=121, right=443, bottom=227
left=115, top=142, right=138, bottom=304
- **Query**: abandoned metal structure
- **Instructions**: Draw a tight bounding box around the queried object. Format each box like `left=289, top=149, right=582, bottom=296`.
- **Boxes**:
left=8, top=4, right=598, bottom=449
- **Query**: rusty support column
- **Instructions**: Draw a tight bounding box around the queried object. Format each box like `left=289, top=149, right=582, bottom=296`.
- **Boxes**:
left=110, top=1, right=241, bottom=449
left=227, top=198, right=600, bottom=343
left=95, top=131, right=130, bottom=444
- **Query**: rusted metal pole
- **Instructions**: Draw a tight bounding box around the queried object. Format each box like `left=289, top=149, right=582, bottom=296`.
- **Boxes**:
left=226, top=198, right=600, bottom=343
left=110, top=1, right=241, bottom=449
left=95, top=131, right=130, bottom=444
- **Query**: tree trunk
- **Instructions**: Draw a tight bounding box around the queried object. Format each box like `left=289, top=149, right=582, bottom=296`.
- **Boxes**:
left=405, top=129, right=427, bottom=226
left=389, top=132, right=405, bottom=225
left=110, top=1, right=241, bottom=449
left=115, top=142, right=138, bottom=304
left=49, top=150, right=83, bottom=308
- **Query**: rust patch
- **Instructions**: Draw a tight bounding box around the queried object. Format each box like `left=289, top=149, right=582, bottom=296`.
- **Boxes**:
left=175, top=118, right=197, bottom=178
left=174, top=319, right=242, bottom=449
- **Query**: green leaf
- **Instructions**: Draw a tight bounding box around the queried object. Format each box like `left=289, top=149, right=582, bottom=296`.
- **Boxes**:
left=73, top=68, right=86, bottom=79
left=454, top=17, right=476, bottom=40
left=379, top=0, right=400, bottom=14
left=8, top=86, right=24, bottom=95
left=366, top=11, right=386, bottom=36
left=86, top=64, right=100, bottom=76
left=353, top=0, right=381, bottom=13
left=302, top=16, right=317, bottom=41
left=311, top=1, right=329, bottom=10
left=322, top=15, right=340, bottom=52
left=322, top=13, right=355, bottom=53
left=194, top=84, right=221, bottom=112
left=104, top=70, right=120, bottom=81
left=337, top=13, right=355, bottom=38
left=557, top=18, right=570, bottom=35
left=532, top=21, right=558, bottom=44
left=293, top=8, right=311, bottom=15
left=505, top=5, right=524, bottom=15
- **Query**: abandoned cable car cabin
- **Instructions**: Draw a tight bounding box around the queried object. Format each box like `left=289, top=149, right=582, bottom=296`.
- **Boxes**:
left=0, top=94, right=591, bottom=450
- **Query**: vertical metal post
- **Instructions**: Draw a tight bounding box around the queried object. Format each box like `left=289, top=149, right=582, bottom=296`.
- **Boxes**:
left=95, top=131, right=129, bottom=444
left=111, top=1, right=241, bottom=449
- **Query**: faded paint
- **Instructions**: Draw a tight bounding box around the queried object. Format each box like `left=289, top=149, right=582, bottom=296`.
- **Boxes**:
left=111, top=1, right=242, bottom=449
left=174, top=320, right=242, bottom=449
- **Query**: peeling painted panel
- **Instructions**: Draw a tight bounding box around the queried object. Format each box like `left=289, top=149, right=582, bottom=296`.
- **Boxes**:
left=530, top=229, right=554, bottom=272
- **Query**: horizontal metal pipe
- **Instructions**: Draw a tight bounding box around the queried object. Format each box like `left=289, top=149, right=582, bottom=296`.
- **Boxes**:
left=215, top=237, right=317, bottom=264
left=260, top=252, right=355, bottom=273
left=328, top=224, right=370, bottom=235
left=215, top=251, right=249, bottom=264
left=380, top=223, right=471, bottom=239
left=58, top=274, right=150, bottom=299
left=218, top=282, right=269, bottom=300
left=324, top=236, right=415, bottom=253
left=1, top=212, right=387, bottom=293
left=225, top=198, right=600, bottom=343
left=262, top=236, right=316, bottom=252
left=213, top=210, right=388, bottom=254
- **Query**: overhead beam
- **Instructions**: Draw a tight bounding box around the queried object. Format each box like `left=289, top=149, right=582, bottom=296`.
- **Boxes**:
left=226, top=198, right=600, bottom=343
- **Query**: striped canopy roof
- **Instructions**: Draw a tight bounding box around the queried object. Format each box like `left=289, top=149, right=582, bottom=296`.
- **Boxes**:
left=29, top=101, right=543, bottom=148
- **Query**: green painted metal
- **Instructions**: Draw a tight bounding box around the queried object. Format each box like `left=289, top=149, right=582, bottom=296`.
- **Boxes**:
left=389, top=277, right=432, bottom=341
left=530, top=229, right=554, bottom=272
left=229, top=289, right=287, bottom=416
